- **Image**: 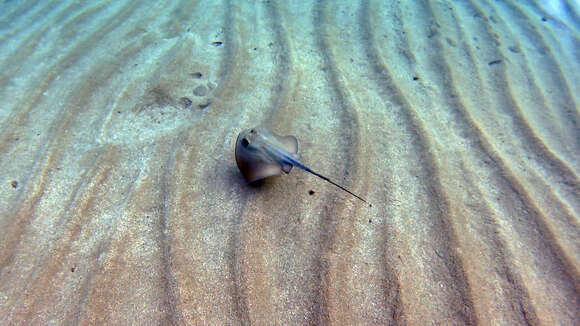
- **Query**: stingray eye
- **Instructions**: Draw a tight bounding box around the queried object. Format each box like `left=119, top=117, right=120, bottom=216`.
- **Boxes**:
left=241, top=138, right=250, bottom=148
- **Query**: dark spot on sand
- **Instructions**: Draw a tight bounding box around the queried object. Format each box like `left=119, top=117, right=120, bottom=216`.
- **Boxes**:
left=541, top=16, right=547, bottom=22
left=199, top=101, right=211, bottom=109
left=369, top=219, right=372, bottom=223
left=488, top=59, right=502, bottom=66
left=508, top=46, right=520, bottom=53
left=191, top=72, right=203, bottom=79
left=139, top=86, right=173, bottom=111
left=427, top=24, right=439, bottom=39
left=445, top=37, right=456, bottom=47
left=10, top=180, right=18, bottom=188
left=212, top=41, right=223, bottom=46
left=179, top=97, right=192, bottom=109
left=413, top=76, right=419, bottom=81
left=309, top=190, right=315, bottom=195
left=71, top=267, right=76, bottom=272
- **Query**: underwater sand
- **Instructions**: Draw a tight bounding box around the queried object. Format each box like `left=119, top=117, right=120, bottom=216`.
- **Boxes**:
left=0, top=0, right=578, bottom=325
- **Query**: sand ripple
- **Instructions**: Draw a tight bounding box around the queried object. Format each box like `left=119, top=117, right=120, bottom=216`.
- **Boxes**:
left=0, top=0, right=578, bottom=325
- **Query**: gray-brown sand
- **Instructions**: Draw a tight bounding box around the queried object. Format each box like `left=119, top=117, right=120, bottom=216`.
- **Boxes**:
left=0, top=0, right=578, bottom=325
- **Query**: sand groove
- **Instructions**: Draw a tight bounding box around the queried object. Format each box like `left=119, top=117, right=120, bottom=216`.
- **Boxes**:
left=486, top=0, right=580, bottom=160
left=424, top=1, right=577, bottom=324
left=0, top=1, right=172, bottom=277
left=466, top=0, right=580, bottom=283
left=0, top=0, right=578, bottom=325
left=358, top=0, right=474, bottom=323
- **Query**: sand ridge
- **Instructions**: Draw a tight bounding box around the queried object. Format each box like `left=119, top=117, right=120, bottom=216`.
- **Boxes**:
left=0, top=0, right=578, bottom=325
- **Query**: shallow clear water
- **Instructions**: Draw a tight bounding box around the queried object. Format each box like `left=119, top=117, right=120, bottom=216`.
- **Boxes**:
left=0, top=1, right=578, bottom=325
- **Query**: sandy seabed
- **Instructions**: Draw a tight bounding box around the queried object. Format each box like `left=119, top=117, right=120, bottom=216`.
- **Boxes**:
left=0, top=0, right=578, bottom=325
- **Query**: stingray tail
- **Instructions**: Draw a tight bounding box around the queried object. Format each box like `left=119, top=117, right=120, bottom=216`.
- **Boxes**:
left=293, top=161, right=371, bottom=206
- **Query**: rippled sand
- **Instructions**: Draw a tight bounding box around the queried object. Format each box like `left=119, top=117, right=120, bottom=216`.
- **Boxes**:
left=0, top=1, right=578, bottom=325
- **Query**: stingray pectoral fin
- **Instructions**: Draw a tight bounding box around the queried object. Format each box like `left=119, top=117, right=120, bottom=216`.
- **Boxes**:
left=281, top=162, right=293, bottom=174
left=277, top=135, right=299, bottom=154
left=242, top=162, right=283, bottom=182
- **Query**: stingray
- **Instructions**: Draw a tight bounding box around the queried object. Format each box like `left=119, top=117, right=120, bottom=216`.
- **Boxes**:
left=235, top=126, right=371, bottom=206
